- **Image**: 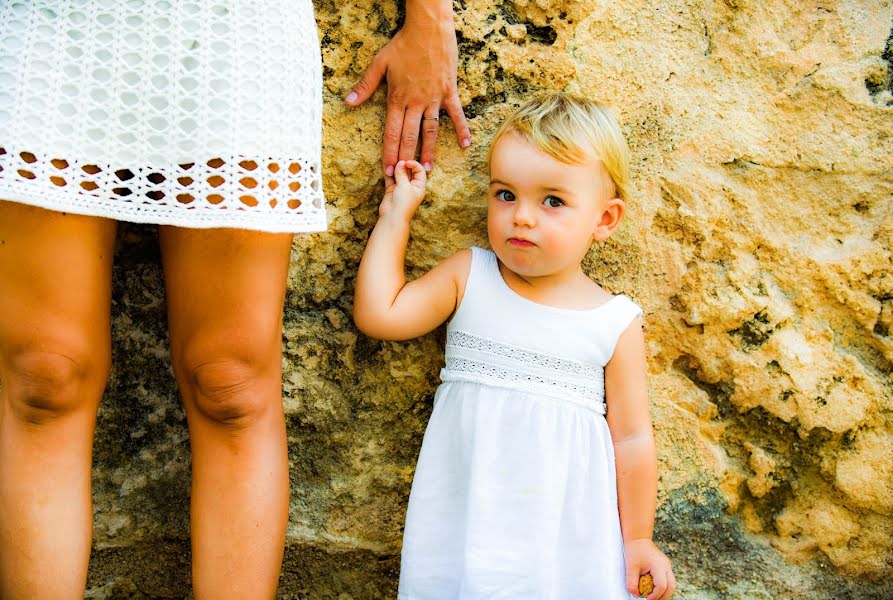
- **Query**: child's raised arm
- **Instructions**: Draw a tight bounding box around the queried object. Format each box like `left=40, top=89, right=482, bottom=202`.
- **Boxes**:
left=605, top=318, right=676, bottom=599
left=354, top=160, right=470, bottom=341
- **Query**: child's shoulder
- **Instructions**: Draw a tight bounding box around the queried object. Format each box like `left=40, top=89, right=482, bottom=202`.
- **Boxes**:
left=442, top=247, right=474, bottom=271
left=579, top=276, right=623, bottom=310
left=581, top=277, right=644, bottom=323
left=443, top=248, right=474, bottom=305
left=428, top=247, right=474, bottom=273
left=586, top=281, right=617, bottom=306
left=424, top=248, right=474, bottom=307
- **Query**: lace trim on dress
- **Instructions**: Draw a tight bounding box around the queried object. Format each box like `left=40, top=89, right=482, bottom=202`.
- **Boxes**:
left=447, top=330, right=601, bottom=378
left=441, top=330, right=606, bottom=414
left=441, top=358, right=606, bottom=415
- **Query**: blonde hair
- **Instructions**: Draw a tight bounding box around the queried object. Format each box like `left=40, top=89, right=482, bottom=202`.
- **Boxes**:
left=487, top=91, right=631, bottom=201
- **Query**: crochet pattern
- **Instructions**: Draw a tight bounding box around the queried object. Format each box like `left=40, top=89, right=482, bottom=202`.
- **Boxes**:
left=0, top=0, right=325, bottom=232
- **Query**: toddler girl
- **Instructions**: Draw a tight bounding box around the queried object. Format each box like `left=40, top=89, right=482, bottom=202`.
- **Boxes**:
left=354, top=92, right=675, bottom=599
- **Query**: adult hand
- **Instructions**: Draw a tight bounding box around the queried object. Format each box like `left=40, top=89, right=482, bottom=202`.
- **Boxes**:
left=344, top=3, right=471, bottom=176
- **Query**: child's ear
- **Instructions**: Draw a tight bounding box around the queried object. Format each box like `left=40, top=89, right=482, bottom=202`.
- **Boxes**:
left=592, top=198, right=625, bottom=241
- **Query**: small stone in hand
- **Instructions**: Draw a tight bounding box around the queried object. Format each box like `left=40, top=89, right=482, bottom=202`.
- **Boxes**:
left=638, top=573, right=655, bottom=597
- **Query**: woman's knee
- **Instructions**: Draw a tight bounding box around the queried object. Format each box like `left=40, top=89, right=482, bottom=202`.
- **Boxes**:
left=174, top=346, right=279, bottom=429
left=3, top=348, right=109, bottom=425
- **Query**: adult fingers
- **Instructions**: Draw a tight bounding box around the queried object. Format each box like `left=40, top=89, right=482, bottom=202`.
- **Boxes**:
left=398, top=109, right=424, bottom=164
left=345, top=53, right=387, bottom=106
left=382, top=99, right=406, bottom=176
left=444, top=94, right=471, bottom=149
left=419, top=107, right=441, bottom=172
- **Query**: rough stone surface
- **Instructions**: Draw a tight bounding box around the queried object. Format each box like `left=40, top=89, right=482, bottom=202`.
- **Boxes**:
left=79, top=0, right=892, bottom=597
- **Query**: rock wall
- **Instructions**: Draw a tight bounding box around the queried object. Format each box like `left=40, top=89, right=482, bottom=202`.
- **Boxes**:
left=84, top=1, right=892, bottom=597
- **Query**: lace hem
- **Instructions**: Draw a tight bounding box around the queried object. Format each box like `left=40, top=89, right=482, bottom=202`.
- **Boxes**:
left=0, top=147, right=326, bottom=232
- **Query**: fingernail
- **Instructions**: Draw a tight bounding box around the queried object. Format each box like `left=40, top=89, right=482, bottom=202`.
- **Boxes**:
left=461, top=137, right=471, bottom=148
left=345, top=91, right=358, bottom=104
left=385, top=165, right=394, bottom=177
left=423, top=162, right=432, bottom=172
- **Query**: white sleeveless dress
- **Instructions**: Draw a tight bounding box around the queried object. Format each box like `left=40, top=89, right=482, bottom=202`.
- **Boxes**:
left=398, top=247, right=642, bottom=600
left=0, top=0, right=324, bottom=232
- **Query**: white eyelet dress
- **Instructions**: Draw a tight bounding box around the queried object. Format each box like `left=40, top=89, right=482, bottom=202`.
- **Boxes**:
left=0, top=0, right=325, bottom=232
left=398, top=248, right=642, bottom=599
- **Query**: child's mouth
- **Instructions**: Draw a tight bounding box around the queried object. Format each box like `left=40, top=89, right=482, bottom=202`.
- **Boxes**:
left=508, top=238, right=535, bottom=247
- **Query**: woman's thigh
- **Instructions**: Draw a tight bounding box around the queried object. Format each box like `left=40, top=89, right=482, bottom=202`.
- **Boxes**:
left=158, top=226, right=294, bottom=422
left=0, top=200, right=116, bottom=420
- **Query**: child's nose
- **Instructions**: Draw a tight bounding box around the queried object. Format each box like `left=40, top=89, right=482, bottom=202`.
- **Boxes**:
left=512, top=201, right=536, bottom=226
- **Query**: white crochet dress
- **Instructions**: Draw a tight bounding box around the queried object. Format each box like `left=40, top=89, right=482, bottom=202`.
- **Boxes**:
left=398, top=247, right=641, bottom=599
left=0, top=0, right=325, bottom=232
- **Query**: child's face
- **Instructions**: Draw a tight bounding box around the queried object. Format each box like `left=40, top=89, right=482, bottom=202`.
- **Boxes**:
left=487, top=132, right=621, bottom=279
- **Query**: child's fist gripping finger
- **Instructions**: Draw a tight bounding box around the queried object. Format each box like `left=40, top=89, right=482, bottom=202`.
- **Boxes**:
left=380, top=160, right=427, bottom=221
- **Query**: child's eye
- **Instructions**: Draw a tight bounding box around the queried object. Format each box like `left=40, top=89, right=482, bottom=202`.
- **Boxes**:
left=496, top=190, right=516, bottom=202
left=544, top=195, right=564, bottom=208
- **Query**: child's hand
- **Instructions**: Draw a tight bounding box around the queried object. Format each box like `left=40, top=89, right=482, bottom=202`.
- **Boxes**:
left=379, top=160, right=427, bottom=223
left=624, top=538, right=675, bottom=599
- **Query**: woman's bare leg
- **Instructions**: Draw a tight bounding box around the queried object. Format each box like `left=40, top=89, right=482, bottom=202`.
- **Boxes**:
left=159, top=226, right=293, bottom=599
left=0, top=201, right=116, bottom=599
